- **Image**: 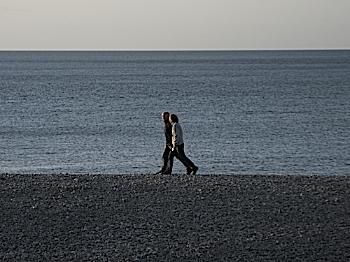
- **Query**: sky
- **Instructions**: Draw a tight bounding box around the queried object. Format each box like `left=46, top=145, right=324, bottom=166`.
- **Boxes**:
left=0, top=0, right=349, bottom=50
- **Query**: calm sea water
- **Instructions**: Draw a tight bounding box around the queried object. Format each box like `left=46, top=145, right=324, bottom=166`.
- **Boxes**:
left=0, top=51, right=349, bottom=175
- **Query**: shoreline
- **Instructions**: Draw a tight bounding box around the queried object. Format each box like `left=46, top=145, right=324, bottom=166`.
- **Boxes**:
left=2, top=172, right=349, bottom=176
left=1, top=174, right=349, bottom=261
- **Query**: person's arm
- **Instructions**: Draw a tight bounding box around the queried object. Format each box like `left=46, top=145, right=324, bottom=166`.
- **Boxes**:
left=172, top=124, right=177, bottom=150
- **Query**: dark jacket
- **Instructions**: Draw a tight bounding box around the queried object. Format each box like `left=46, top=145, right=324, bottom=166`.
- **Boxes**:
left=164, top=122, right=172, bottom=146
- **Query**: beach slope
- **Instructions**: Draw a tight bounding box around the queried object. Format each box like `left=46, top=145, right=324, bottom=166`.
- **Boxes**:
left=1, top=174, right=349, bottom=261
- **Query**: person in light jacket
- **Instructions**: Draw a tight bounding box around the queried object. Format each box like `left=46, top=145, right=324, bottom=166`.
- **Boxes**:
left=169, top=114, right=198, bottom=175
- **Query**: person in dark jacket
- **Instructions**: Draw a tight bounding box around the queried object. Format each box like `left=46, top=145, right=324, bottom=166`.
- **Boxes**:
left=156, top=111, right=173, bottom=175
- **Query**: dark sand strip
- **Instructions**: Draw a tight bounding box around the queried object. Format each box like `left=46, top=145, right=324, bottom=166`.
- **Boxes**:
left=1, top=174, right=349, bottom=261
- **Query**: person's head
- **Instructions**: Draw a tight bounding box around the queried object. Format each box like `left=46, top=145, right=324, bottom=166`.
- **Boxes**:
left=170, top=114, right=179, bottom=124
left=162, top=112, right=170, bottom=122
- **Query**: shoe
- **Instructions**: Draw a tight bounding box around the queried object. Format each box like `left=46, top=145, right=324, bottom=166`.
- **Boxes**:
left=186, top=168, right=192, bottom=175
left=162, top=168, right=172, bottom=175
left=191, top=166, right=198, bottom=175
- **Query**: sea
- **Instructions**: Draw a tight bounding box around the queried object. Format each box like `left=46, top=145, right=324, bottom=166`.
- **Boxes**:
left=0, top=50, right=349, bottom=175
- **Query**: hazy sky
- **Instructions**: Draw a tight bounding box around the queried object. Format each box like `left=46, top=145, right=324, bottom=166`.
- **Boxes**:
left=0, top=0, right=349, bottom=50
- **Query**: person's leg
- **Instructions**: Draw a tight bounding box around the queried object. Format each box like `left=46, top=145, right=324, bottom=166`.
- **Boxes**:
left=163, top=147, right=174, bottom=174
left=165, top=150, right=174, bottom=174
left=160, top=146, right=171, bottom=173
left=175, top=144, right=197, bottom=174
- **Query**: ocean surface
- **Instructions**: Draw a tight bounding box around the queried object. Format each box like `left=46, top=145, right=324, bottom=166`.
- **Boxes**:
left=0, top=51, right=349, bottom=175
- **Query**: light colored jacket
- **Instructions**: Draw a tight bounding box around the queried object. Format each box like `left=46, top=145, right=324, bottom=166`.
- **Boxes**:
left=172, top=123, right=184, bottom=147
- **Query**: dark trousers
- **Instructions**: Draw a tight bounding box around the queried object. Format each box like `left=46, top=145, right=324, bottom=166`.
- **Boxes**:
left=161, top=145, right=173, bottom=174
left=172, top=144, right=196, bottom=172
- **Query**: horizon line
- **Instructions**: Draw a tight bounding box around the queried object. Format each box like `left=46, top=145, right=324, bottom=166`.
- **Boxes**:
left=1, top=48, right=350, bottom=52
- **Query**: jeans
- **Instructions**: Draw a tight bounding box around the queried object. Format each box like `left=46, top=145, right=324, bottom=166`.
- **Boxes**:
left=161, top=145, right=173, bottom=174
left=172, top=144, right=196, bottom=172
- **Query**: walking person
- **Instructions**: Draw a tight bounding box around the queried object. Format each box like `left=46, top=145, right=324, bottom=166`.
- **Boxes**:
left=169, top=114, right=198, bottom=175
left=156, top=112, right=173, bottom=175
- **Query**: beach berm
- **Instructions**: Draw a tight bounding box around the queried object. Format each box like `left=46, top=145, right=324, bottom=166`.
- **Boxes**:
left=1, top=174, right=349, bottom=261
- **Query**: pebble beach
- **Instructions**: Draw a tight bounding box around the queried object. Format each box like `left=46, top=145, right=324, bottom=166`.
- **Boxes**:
left=1, top=174, right=349, bottom=261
